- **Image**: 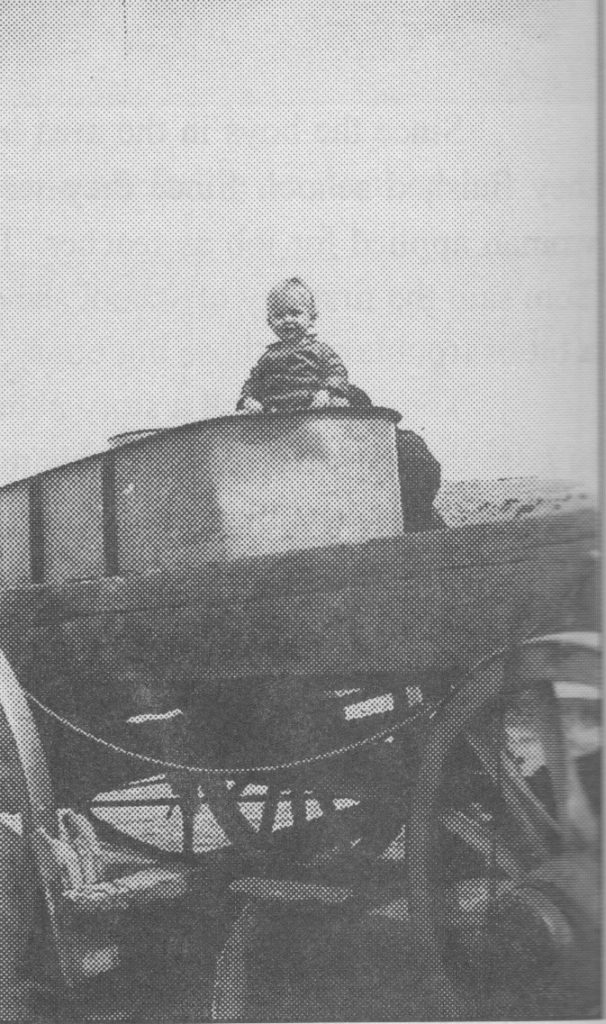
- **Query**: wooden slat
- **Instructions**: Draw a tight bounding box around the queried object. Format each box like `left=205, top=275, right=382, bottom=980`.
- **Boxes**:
left=0, top=514, right=596, bottom=736
left=258, top=790, right=280, bottom=837
left=0, top=515, right=595, bottom=799
left=0, top=509, right=596, bottom=628
left=102, top=454, right=119, bottom=577
left=28, top=477, right=45, bottom=585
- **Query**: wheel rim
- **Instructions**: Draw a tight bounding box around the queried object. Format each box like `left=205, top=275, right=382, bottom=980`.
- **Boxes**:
left=202, top=728, right=425, bottom=873
left=407, top=632, right=601, bottom=1018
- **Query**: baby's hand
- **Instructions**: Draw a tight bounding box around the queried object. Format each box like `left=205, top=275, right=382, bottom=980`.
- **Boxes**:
left=310, top=390, right=330, bottom=409
left=238, top=398, right=263, bottom=414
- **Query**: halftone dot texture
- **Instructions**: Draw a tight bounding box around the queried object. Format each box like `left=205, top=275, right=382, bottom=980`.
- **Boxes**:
left=0, top=420, right=599, bottom=1020
left=0, top=0, right=600, bottom=1021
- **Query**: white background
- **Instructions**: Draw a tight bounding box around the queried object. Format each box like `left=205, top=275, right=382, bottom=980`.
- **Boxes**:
left=0, top=0, right=599, bottom=485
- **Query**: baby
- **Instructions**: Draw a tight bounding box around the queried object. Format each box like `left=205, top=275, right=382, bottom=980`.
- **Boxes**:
left=237, top=278, right=349, bottom=413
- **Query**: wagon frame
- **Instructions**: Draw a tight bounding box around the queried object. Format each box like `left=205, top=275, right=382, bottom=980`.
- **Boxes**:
left=0, top=408, right=599, bottom=1021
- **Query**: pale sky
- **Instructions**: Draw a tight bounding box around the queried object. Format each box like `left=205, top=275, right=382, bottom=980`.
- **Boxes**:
left=0, top=0, right=599, bottom=485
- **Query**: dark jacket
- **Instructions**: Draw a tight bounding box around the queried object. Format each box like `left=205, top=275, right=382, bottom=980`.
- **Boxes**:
left=348, top=386, right=444, bottom=531
left=395, top=429, right=443, bottom=531
left=238, top=336, right=349, bottom=410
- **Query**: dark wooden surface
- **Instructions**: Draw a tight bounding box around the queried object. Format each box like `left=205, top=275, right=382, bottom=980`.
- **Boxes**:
left=0, top=508, right=597, bottom=797
left=0, top=507, right=596, bottom=629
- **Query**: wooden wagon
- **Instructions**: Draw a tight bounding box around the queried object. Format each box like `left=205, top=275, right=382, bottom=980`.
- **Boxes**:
left=0, top=408, right=600, bottom=1020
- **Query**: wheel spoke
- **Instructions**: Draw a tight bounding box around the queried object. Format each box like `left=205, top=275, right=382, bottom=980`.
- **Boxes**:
left=528, top=684, right=599, bottom=849
left=303, top=786, right=354, bottom=852
left=314, top=792, right=336, bottom=818
left=290, top=789, right=308, bottom=830
left=258, top=789, right=280, bottom=836
left=438, top=808, right=522, bottom=880
left=232, top=781, right=258, bottom=801
left=202, top=777, right=265, bottom=859
left=465, top=730, right=557, bottom=860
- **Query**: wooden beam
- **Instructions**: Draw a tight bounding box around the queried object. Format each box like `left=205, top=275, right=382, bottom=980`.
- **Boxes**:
left=102, top=454, right=119, bottom=577
left=28, top=477, right=45, bottom=585
left=0, top=509, right=596, bottom=628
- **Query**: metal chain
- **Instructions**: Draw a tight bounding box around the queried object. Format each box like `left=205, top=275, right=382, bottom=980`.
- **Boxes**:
left=22, top=687, right=429, bottom=776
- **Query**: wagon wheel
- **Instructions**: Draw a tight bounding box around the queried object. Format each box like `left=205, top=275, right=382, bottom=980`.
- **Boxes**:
left=13, top=694, right=213, bottom=861
left=201, top=682, right=429, bottom=875
left=0, top=654, right=56, bottom=834
left=0, top=653, right=72, bottom=1001
left=0, top=653, right=156, bottom=996
left=0, top=654, right=226, bottom=1019
left=407, top=631, right=601, bottom=1020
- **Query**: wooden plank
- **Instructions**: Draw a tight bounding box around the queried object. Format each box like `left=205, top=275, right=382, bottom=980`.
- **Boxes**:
left=0, top=518, right=595, bottom=710
left=0, top=513, right=595, bottom=789
left=102, top=454, right=120, bottom=577
left=0, top=508, right=596, bottom=628
left=29, top=477, right=45, bottom=585
left=0, top=509, right=596, bottom=748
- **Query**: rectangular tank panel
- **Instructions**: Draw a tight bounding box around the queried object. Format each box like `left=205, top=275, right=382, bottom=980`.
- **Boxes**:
left=114, top=413, right=403, bottom=573
left=0, top=483, right=31, bottom=586
left=41, top=458, right=105, bottom=584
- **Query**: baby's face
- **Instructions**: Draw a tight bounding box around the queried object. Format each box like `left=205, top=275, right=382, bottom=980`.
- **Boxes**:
left=267, top=297, right=314, bottom=343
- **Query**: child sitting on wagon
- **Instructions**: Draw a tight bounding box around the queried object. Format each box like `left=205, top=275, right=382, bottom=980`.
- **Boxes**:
left=237, top=278, right=350, bottom=413
left=235, top=278, right=442, bottom=529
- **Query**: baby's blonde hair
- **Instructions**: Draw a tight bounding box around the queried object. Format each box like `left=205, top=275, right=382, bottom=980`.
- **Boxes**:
left=267, top=277, right=317, bottom=319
